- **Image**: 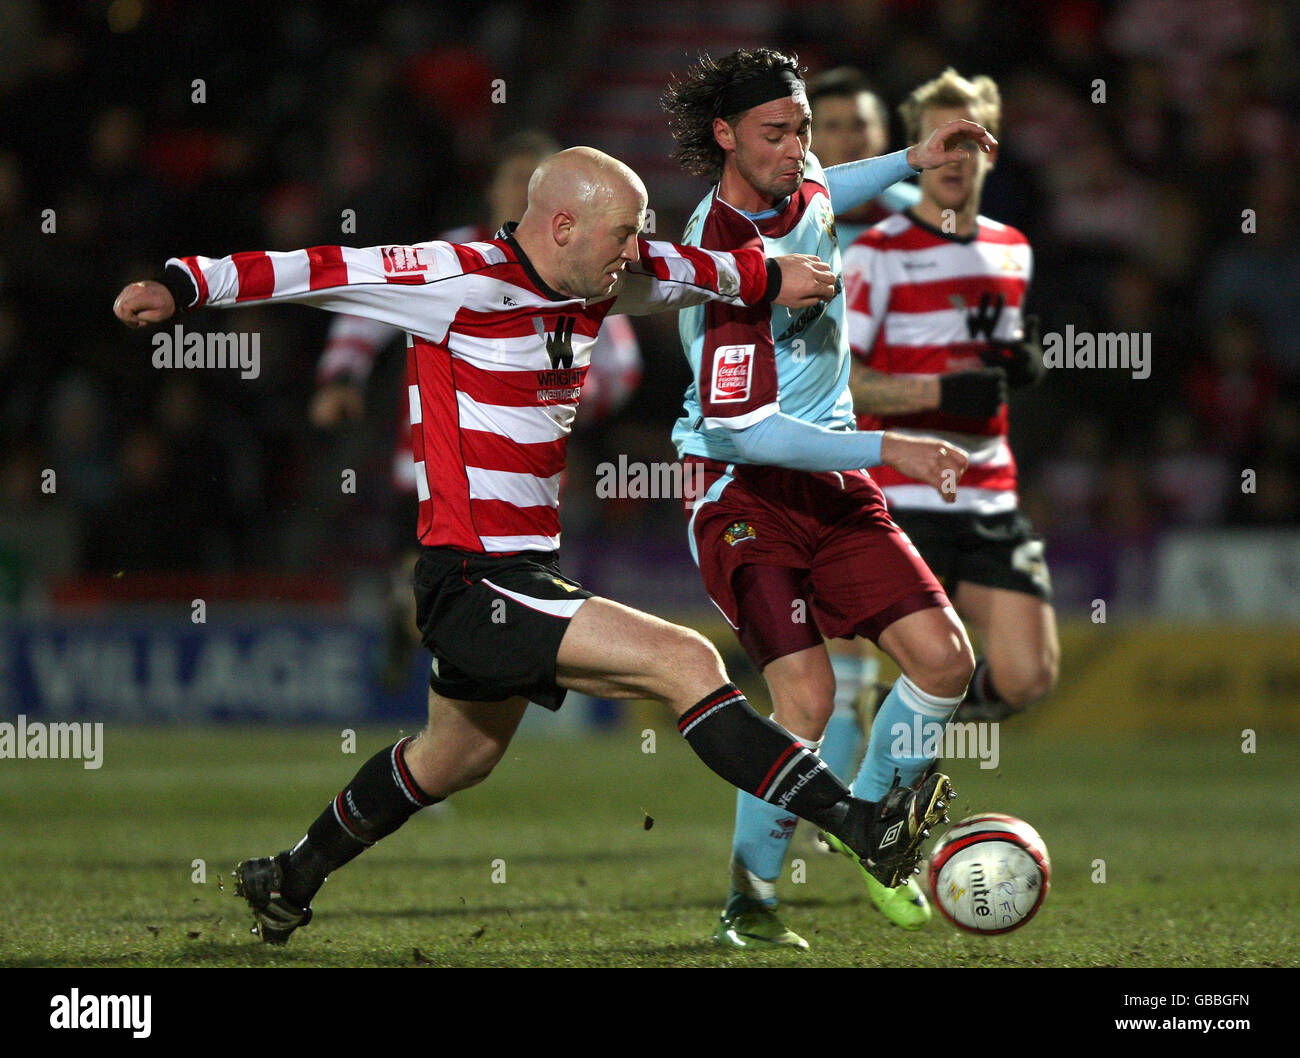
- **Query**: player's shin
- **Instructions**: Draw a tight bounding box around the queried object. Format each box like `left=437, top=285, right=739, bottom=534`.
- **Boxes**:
left=728, top=792, right=798, bottom=914
left=281, top=736, right=442, bottom=906
left=851, top=675, right=962, bottom=801
left=677, top=684, right=852, bottom=827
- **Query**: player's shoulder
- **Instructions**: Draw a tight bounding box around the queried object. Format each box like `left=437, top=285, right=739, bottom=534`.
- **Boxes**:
left=975, top=215, right=1031, bottom=247
left=690, top=188, right=762, bottom=250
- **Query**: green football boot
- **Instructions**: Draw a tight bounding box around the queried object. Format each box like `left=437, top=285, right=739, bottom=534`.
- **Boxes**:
left=823, top=829, right=933, bottom=930
left=712, top=906, right=809, bottom=950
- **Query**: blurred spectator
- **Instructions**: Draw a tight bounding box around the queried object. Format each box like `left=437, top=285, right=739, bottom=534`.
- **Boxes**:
left=1185, top=312, right=1278, bottom=454
left=0, top=0, right=1294, bottom=584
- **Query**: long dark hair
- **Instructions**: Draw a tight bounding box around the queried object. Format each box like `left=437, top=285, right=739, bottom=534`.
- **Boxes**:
left=662, top=48, right=805, bottom=182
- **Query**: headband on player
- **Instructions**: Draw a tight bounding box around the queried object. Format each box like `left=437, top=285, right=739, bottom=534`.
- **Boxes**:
left=717, top=68, right=805, bottom=118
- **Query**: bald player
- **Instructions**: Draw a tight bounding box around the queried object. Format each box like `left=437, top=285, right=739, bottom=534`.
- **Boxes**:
left=114, top=147, right=951, bottom=946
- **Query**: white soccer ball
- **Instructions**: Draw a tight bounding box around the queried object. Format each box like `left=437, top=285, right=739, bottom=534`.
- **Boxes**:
left=926, top=813, right=1051, bottom=934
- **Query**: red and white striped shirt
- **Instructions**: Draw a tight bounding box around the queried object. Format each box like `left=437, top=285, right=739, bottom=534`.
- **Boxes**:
left=169, top=228, right=768, bottom=553
left=316, top=225, right=643, bottom=495
left=842, top=211, right=1033, bottom=514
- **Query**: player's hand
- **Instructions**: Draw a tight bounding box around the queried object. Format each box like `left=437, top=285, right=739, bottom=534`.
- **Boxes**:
left=906, top=119, right=997, bottom=170
left=772, top=253, right=837, bottom=308
left=938, top=368, right=1007, bottom=417
left=310, top=380, right=366, bottom=429
left=113, top=281, right=176, bottom=328
left=880, top=432, right=969, bottom=503
left=979, top=314, right=1045, bottom=389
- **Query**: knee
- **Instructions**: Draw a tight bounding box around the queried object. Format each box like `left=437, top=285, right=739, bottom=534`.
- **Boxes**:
left=660, top=626, right=728, bottom=703
left=771, top=692, right=833, bottom=742
left=994, top=651, right=1059, bottom=708
left=910, top=639, right=976, bottom=701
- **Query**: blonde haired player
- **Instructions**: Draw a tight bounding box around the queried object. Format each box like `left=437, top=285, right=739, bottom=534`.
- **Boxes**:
left=834, top=71, right=1059, bottom=884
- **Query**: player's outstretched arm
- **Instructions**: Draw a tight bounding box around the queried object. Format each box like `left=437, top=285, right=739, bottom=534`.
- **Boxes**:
left=879, top=432, right=969, bottom=503
left=113, top=242, right=477, bottom=339
left=819, top=119, right=995, bottom=215
left=609, top=241, right=834, bottom=315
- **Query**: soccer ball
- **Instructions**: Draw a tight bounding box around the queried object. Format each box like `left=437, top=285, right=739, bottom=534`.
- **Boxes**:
left=926, top=813, right=1050, bottom=934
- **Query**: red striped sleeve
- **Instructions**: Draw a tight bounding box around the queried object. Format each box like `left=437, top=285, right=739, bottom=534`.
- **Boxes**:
left=307, top=245, right=348, bottom=290
left=178, top=256, right=210, bottom=307
left=673, top=244, right=719, bottom=295
left=231, top=251, right=275, bottom=302
left=451, top=243, right=485, bottom=276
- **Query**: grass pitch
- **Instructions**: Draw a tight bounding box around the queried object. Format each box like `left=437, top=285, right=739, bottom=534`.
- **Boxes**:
left=2, top=722, right=1296, bottom=968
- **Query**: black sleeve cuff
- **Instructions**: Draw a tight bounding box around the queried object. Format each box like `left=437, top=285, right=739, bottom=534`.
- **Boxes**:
left=159, top=263, right=199, bottom=310
left=762, top=258, right=782, bottom=304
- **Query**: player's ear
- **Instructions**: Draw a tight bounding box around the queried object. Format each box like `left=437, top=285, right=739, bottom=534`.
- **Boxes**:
left=712, top=116, right=736, bottom=153
left=552, top=209, right=576, bottom=246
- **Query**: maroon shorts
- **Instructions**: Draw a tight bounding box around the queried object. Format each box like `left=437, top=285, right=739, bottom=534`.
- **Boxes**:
left=684, top=457, right=949, bottom=671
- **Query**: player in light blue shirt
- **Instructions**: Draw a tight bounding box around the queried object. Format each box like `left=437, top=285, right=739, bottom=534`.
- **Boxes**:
left=663, top=47, right=996, bottom=948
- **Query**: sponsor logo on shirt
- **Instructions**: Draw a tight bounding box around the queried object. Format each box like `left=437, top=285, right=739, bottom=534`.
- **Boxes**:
left=381, top=246, right=430, bottom=275
left=711, top=344, right=755, bottom=403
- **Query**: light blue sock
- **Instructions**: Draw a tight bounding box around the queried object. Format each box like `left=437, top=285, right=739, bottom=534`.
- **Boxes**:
left=726, top=792, right=798, bottom=913
left=726, top=728, right=822, bottom=915
left=851, top=675, right=962, bottom=801
left=821, top=713, right=861, bottom=781
left=821, top=652, right=878, bottom=779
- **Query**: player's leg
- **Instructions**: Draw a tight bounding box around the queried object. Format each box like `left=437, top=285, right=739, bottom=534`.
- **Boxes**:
left=702, top=561, right=832, bottom=948
left=719, top=636, right=836, bottom=947
left=856, top=603, right=974, bottom=799
left=803, top=482, right=967, bottom=926
left=554, top=594, right=941, bottom=897
left=806, top=476, right=973, bottom=802
left=952, top=582, right=1059, bottom=717
left=236, top=688, right=528, bottom=944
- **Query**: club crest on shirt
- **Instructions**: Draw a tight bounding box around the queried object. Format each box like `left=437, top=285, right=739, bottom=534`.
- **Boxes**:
left=723, top=520, right=756, bottom=546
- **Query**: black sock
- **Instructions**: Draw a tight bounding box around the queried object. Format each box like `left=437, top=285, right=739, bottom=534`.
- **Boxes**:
left=281, top=736, right=441, bottom=906
left=963, top=658, right=1003, bottom=706
left=677, top=683, right=852, bottom=823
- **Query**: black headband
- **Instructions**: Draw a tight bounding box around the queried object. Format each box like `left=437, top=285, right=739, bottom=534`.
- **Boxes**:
left=717, top=68, right=805, bottom=119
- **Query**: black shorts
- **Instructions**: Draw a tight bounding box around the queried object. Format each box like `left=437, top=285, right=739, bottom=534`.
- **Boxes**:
left=889, top=508, right=1053, bottom=603
left=412, top=546, right=594, bottom=710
